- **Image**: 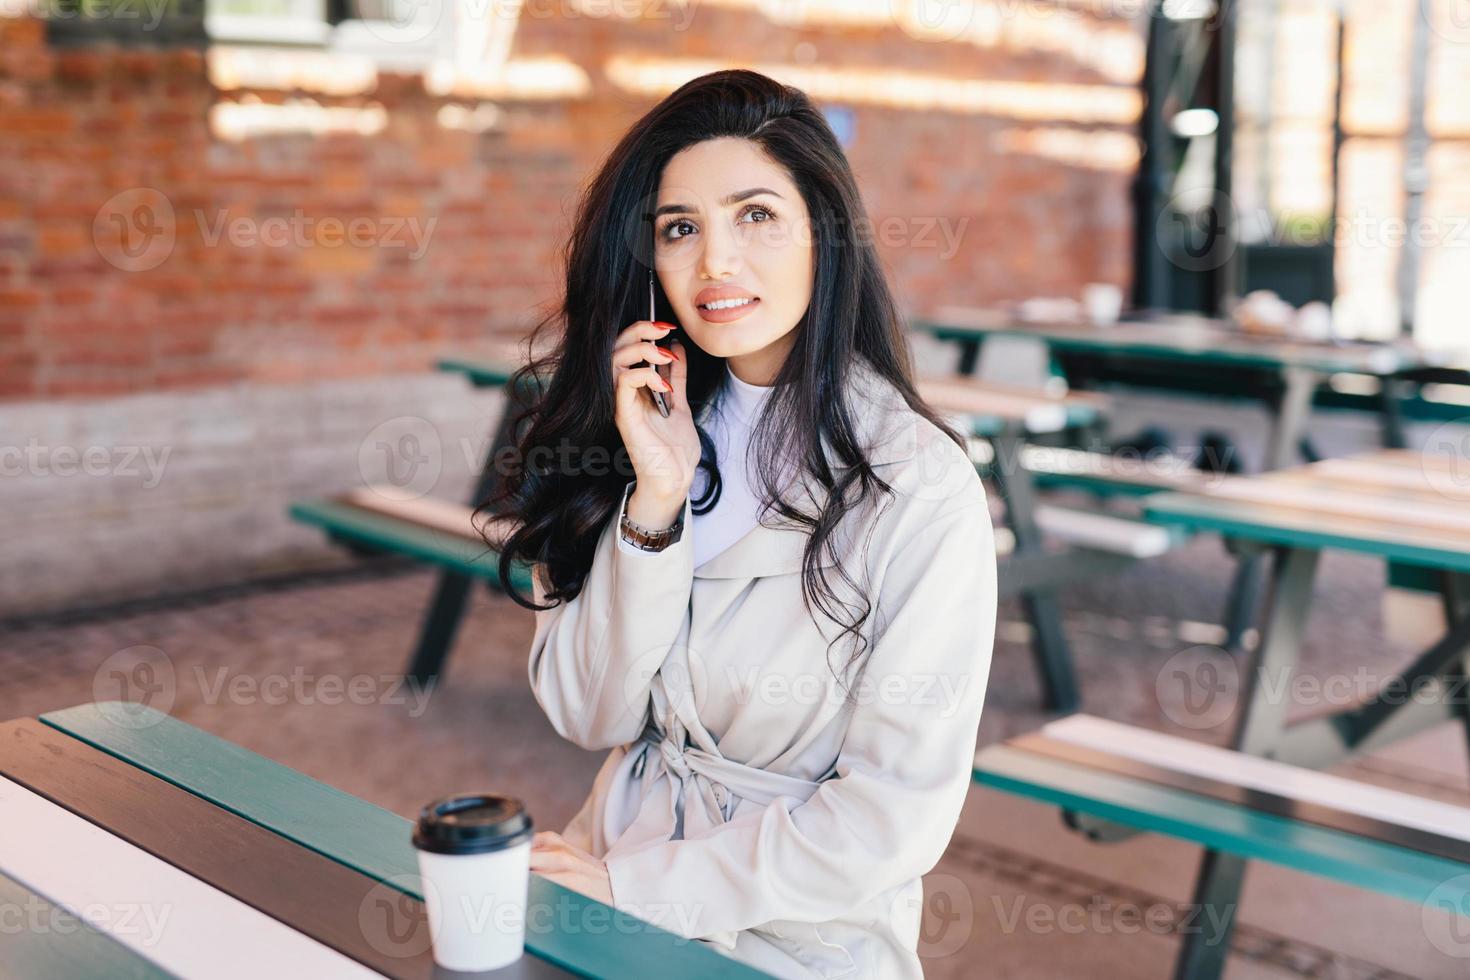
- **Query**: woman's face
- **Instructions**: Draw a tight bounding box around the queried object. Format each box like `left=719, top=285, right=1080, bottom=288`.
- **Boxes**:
left=653, top=137, right=814, bottom=386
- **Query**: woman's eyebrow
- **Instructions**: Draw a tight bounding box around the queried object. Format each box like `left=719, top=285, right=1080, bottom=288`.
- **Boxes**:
left=653, top=187, right=784, bottom=218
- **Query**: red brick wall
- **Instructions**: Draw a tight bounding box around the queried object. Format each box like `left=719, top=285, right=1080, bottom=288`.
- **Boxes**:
left=0, top=10, right=1140, bottom=402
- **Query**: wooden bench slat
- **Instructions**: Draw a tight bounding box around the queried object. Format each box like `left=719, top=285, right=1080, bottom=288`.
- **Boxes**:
left=974, top=744, right=1470, bottom=908
left=1037, top=715, right=1470, bottom=855
left=289, top=496, right=534, bottom=593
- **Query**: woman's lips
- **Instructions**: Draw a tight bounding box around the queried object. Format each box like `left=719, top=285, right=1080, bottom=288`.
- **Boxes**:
left=696, top=297, right=760, bottom=323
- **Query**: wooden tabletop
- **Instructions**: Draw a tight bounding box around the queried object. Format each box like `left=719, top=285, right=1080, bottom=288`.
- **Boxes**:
left=917, top=376, right=1108, bottom=436
left=1143, top=450, right=1470, bottom=571
left=0, top=703, right=771, bottom=980
left=913, top=307, right=1448, bottom=377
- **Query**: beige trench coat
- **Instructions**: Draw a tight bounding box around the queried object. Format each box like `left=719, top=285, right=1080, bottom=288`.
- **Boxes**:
left=528, top=359, right=998, bottom=979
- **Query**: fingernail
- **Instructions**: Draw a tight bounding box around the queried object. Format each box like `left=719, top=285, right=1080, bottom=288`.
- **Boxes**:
left=656, top=346, right=677, bottom=360
left=653, top=321, right=676, bottom=332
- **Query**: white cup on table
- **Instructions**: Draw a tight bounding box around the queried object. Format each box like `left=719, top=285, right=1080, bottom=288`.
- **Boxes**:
left=1082, top=283, right=1123, bottom=326
left=412, top=793, right=534, bottom=972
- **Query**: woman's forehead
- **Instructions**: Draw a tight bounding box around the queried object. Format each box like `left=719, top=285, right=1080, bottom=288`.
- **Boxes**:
left=658, top=139, right=796, bottom=203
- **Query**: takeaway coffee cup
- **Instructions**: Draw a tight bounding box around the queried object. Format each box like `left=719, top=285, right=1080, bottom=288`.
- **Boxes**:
left=412, top=793, right=534, bottom=972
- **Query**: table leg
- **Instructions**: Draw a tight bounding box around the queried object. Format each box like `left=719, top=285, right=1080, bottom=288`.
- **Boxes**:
left=990, top=430, right=1079, bottom=712
left=1447, top=574, right=1470, bottom=765
left=1377, top=376, right=1410, bottom=450
left=1221, top=369, right=1320, bottom=650
left=1268, top=593, right=1470, bottom=770
left=1174, top=545, right=1320, bottom=980
left=954, top=337, right=983, bottom=376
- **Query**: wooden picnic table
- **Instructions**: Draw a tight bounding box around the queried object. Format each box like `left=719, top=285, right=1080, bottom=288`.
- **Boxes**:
left=913, top=306, right=1463, bottom=465
left=0, top=702, right=768, bottom=979
left=1140, top=449, right=1470, bottom=976
left=915, top=307, right=1470, bottom=652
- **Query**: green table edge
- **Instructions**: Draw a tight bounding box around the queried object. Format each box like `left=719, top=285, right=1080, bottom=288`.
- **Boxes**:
left=1141, top=492, right=1470, bottom=574
left=0, top=867, right=177, bottom=980
left=912, top=320, right=1411, bottom=375
left=289, top=497, right=535, bottom=595
left=40, top=702, right=772, bottom=980
left=973, top=745, right=1470, bottom=909
left=437, top=358, right=517, bottom=388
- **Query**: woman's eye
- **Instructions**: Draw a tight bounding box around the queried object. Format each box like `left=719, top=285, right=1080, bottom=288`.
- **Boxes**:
left=658, top=206, right=774, bottom=242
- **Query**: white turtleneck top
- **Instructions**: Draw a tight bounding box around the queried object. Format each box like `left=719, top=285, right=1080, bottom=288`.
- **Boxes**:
left=617, top=364, right=774, bottom=567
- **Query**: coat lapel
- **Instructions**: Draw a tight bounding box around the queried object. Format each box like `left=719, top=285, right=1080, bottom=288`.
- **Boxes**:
left=691, top=360, right=918, bottom=580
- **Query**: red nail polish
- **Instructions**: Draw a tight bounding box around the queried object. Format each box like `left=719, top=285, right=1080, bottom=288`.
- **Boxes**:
left=656, top=346, right=677, bottom=360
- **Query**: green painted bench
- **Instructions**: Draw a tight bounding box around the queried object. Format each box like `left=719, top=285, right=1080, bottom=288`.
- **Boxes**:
left=975, top=714, right=1470, bottom=978
left=290, top=488, right=533, bottom=595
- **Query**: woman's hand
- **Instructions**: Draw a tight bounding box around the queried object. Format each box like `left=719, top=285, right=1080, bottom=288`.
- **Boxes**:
left=611, top=320, right=698, bottom=529
left=529, top=831, right=614, bottom=905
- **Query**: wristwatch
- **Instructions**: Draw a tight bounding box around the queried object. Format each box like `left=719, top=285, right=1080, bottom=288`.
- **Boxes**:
left=619, top=486, right=685, bottom=552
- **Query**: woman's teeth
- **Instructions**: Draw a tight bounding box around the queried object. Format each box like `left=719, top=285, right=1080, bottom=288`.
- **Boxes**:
left=701, top=297, right=755, bottom=310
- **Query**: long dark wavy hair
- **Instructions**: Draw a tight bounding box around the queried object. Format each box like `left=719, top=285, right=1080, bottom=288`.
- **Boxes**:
left=477, top=68, right=965, bottom=686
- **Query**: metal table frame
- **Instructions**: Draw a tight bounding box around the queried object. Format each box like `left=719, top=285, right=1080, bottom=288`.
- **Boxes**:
left=918, top=319, right=1433, bottom=652
left=1141, top=492, right=1470, bottom=979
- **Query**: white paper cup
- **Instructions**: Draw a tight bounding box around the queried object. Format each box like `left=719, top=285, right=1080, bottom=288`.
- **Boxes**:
left=412, top=794, right=534, bottom=973
left=1082, top=282, right=1123, bottom=326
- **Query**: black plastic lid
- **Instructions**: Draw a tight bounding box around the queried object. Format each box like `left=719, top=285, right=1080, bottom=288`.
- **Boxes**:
left=412, top=794, right=534, bottom=855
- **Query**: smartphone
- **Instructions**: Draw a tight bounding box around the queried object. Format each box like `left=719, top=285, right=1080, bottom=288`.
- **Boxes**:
left=646, top=270, right=671, bottom=418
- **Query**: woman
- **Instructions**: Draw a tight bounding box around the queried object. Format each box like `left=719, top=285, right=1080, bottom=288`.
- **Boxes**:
left=481, top=69, right=997, bottom=979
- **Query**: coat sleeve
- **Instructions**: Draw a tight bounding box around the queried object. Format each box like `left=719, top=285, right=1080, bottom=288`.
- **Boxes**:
left=528, top=481, right=695, bottom=751
left=602, top=484, right=997, bottom=936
